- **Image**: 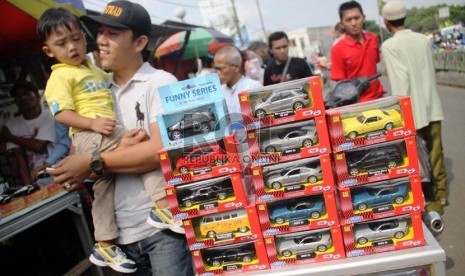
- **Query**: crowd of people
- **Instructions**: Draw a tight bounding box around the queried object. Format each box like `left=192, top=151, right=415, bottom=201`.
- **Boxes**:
left=0, top=0, right=448, bottom=274
left=430, top=24, right=465, bottom=52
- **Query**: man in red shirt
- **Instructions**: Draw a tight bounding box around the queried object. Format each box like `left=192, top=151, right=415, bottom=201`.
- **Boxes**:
left=330, top=0, right=385, bottom=102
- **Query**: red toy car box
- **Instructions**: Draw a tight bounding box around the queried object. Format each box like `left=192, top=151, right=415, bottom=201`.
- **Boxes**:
left=252, top=154, right=335, bottom=202
left=338, top=175, right=424, bottom=225
left=265, top=226, right=345, bottom=267
left=192, top=239, right=270, bottom=275
left=342, top=212, right=424, bottom=257
left=239, top=76, right=324, bottom=130
left=247, top=117, right=330, bottom=166
left=159, top=135, right=242, bottom=186
left=326, top=96, right=416, bottom=152
left=167, top=174, right=248, bottom=221
left=334, top=137, right=420, bottom=187
left=257, top=192, right=339, bottom=237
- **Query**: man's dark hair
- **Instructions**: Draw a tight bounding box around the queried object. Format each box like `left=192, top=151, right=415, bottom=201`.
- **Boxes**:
left=37, top=8, right=82, bottom=43
left=387, top=18, right=406, bottom=28
left=268, top=31, right=288, bottom=48
left=10, top=81, right=40, bottom=98
left=339, top=1, right=364, bottom=20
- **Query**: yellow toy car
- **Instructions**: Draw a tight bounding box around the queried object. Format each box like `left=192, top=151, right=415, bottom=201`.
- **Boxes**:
left=342, top=109, right=402, bottom=139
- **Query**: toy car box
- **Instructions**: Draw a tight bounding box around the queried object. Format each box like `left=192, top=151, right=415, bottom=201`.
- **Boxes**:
left=156, top=73, right=230, bottom=150
left=252, top=154, right=335, bottom=202
left=326, top=96, right=416, bottom=152
left=265, top=226, right=345, bottom=267
left=257, top=192, right=339, bottom=237
left=342, top=212, right=424, bottom=257
left=192, top=239, right=269, bottom=275
left=183, top=204, right=262, bottom=250
left=247, top=117, right=330, bottom=166
left=0, top=197, right=27, bottom=217
left=334, top=137, right=420, bottom=188
left=159, top=135, right=242, bottom=186
left=338, top=175, right=424, bottom=225
left=239, top=76, right=324, bottom=130
left=167, top=174, right=249, bottom=221
left=24, top=188, right=49, bottom=206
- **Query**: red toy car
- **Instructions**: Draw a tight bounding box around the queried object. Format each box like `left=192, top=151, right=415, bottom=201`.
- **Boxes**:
left=175, top=144, right=228, bottom=174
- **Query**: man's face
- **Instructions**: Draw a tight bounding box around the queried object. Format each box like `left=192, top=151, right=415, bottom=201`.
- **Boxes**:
left=14, top=89, right=39, bottom=111
left=96, top=26, right=139, bottom=71
left=42, top=23, right=86, bottom=66
left=214, top=54, right=239, bottom=87
left=269, top=37, right=289, bottom=65
left=340, top=8, right=365, bottom=38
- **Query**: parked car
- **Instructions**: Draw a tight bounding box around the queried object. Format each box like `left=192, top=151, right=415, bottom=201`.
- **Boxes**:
left=176, top=176, right=234, bottom=208
left=204, top=244, right=256, bottom=267
left=352, top=183, right=409, bottom=211
left=354, top=218, right=409, bottom=245
left=260, top=126, right=318, bottom=154
left=346, top=145, right=403, bottom=176
left=269, top=197, right=325, bottom=225
left=175, top=144, right=228, bottom=174
left=342, top=109, right=403, bottom=139
left=253, top=88, right=310, bottom=118
left=276, top=231, right=332, bottom=257
left=167, top=109, right=216, bottom=140
left=264, top=164, right=322, bottom=190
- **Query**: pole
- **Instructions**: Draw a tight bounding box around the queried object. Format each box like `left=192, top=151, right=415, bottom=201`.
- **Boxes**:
left=255, top=0, right=267, bottom=39
left=231, top=0, right=244, bottom=46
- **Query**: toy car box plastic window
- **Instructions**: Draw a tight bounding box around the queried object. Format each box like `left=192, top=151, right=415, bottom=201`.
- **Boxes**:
left=265, top=226, right=345, bottom=266
left=247, top=116, right=330, bottom=166
left=156, top=74, right=230, bottom=150
left=159, top=135, right=242, bottom=186
left=326, top=96, right=415, bottom=152
left=257, top=192, right=339, bottom=237
left=239, top=76, right=324, bottom=130
left=167, top=173, right=248, bottom=220
left=183, top=204, right=262, bottom=250
left=334, top=137, right=420, bottom=187
left=338, top=175, right=424, bottom=224
left=342, top=212, right=424, bottom=257
left=252, top=154, right=335, bottom=202
left=192, top=239, right=269, bottom=275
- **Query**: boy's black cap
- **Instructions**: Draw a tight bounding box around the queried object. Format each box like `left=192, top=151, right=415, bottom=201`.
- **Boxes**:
left=81, top=0, right=151, bottom=37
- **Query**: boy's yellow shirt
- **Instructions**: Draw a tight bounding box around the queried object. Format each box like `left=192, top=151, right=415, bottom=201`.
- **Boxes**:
left=44, top=59, right=115, bottom=136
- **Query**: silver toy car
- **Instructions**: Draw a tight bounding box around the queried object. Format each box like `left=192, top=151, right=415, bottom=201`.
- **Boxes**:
left=253, top=88, right=310, bottom=118
left=260, top=127, right=318, bottom=154
left=265, top=164, right=322, bottom=190
left=354, top=218, right=409, bottom=245
left=276, top=231, right=332, bottom=257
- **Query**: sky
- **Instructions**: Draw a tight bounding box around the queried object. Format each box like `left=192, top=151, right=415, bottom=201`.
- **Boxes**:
left=82, top=0, right=465, bottom=40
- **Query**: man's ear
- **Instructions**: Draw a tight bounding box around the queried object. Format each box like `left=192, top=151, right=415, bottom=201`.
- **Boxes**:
left=42, top=46, right=55, bottom=58
left=135, top=35, right=149, bottom=52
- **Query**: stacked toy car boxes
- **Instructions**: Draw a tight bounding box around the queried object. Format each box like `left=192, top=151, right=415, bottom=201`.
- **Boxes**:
left=325, top=96, right=425, bottom=257
left=156, top=74, right=269, bottom=275
left=239, top=77, right=346, bottom=268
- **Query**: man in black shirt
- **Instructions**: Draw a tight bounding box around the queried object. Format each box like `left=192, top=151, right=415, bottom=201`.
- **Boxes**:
left=264, top=31, right=313, bottom=85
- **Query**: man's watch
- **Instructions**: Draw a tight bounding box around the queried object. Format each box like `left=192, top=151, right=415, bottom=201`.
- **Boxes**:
left=90, top=152, right=104, bottom=175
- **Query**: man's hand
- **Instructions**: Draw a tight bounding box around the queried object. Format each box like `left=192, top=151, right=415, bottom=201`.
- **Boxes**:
left=117, top=128, right=149, bottom=149
left=47, top=154, right=92, bottom=189
left=90, top=117, right=116, bottom=136
left=1, top=126, right=13, bottom=142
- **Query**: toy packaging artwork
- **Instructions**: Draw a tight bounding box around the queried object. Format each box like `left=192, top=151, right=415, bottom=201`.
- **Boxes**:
left=333, top=137, right=420, bottom=187
left=166, top=174, right=248, bottom=220
left=338, top=175, right=424, bottom=224
left=251, top=154, right=335, bottom=202
left=192, top=240, right=269, bottom=275
left=257, top=192, right=339, bottom=236
left=156, top=73, right=230, bottom=150
left=247, top=117, right=330, bottom=166
left=158, top=135, right=242, bottom=186
left=342, top=212, right=424, bottom=257
left=265, top=226, right=345, bottom=267
left=183, top=205, right=262, bottom=250
left=239, top=76, right=325, bottom=130
left=326, top=96, right=415, bottom=152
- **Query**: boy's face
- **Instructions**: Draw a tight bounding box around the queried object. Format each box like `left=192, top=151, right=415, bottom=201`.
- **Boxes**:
left=42, top=23, right=87, bottom=66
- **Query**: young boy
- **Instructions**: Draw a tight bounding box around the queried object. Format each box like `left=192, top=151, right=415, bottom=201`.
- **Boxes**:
left=37, top=8, right=183, bottom=273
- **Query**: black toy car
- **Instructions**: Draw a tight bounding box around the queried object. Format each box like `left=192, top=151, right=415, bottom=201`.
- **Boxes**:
left=347, top=145, right=403, bottom=176
left=177, top=176, right=234, bottom=207
left=167, top=110, right=216, bottom=140
left=204, top=243, right=256, bottom=267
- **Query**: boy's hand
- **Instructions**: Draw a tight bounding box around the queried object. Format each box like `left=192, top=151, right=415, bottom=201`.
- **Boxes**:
left=91, top=117, right=116, bottom=136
